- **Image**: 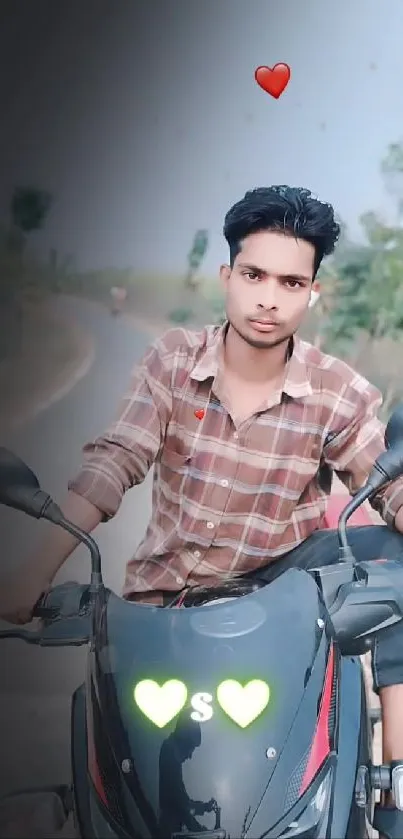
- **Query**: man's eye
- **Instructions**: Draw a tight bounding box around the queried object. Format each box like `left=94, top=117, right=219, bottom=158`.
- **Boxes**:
left=245, top=272, right=259, bottom=281
left=285, top=279, right=303, bottom=288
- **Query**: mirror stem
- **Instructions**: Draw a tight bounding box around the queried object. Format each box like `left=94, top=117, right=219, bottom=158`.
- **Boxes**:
left=44, top=502, right=103, bottom=589
left=338, top=479, right=382, bottom=559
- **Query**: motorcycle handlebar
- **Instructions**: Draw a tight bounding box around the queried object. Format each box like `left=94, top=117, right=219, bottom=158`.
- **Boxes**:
left=2, top=560, right=403, bottom=655
left=0, top=582, right=93, bottom=646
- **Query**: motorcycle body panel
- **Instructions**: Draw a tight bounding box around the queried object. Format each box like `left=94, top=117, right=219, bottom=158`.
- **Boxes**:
left=71, top=567, right=370, bottom=837
left=331, top=656, right=371, bottom=838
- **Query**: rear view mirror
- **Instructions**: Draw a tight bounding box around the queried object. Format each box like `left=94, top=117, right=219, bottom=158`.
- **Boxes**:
left=0, top=447, right=40, bottom=494
left=0, top=447, right=53, bottom=519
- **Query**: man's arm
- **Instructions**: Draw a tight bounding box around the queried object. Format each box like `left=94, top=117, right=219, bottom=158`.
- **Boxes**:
left=322, top=382, right=403, bottom=530
left=67, top=339, right=173, bottom=520
left=0, top=338, right=173, bottom=622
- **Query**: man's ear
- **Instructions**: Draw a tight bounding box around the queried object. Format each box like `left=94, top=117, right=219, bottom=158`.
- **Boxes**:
left=308, top=281, right=321, bottom=309
left=220, top=264, right=231, bottom=290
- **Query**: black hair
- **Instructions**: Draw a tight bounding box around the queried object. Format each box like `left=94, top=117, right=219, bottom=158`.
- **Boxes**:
left=223, top=185, right=340, bottom=277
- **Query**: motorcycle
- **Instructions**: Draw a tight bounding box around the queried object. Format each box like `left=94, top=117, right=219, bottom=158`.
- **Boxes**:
left=2, top=407, right=403, bottom=837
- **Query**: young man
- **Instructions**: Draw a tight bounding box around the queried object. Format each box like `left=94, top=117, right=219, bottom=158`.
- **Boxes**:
left=2, top=185, right=403, bottom=831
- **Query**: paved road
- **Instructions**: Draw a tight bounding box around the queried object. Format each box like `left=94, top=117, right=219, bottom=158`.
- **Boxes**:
left=0, top=297, right=155, bottom=798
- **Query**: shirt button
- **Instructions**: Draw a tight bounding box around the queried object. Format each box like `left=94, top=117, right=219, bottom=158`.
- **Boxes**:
left=194, top=550, right=201, bottom=559
left=221, top=479, right=229, bottom=488
left=175, top=575, right=183, bottom=585
left=233, top=432, right=239, bottom=440
left=206, top=521, right=215, bottom=530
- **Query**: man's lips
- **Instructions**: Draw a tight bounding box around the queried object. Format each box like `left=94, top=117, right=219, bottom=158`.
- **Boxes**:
left=250, top=318, right=279, bottom=325
left=249, top=318, right=280, bottom=330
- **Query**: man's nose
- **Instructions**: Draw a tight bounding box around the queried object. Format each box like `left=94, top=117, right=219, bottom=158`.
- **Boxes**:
left=257, top=279, right=279, bottom=309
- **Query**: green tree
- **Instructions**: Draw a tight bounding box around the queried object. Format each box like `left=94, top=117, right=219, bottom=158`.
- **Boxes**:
left=185, top=228, right=209, bottom=290
left=7, top=186, right=53, bottom=254
left=381, top=141, right=403, bottom=223
left=319, top=144, right=403, bottom=351
left=11, top=186, right=52, bottom=233
left=312, top=141, right=403, bottom=418
left=0, top=187, right=53, bottom=359
left=322, top=218, right=403, bottom=355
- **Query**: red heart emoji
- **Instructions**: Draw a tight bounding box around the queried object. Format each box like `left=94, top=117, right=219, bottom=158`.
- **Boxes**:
left=255, top=63, right=290, bottom=99
left=194, top=409, right=205, bottom=420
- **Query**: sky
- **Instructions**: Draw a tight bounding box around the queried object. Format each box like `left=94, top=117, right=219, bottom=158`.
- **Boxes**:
left=1, top=0, right=403, bottom=275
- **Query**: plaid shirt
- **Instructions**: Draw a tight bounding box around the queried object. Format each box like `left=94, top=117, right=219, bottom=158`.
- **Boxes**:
left=69, top=323, right=403, bottom=603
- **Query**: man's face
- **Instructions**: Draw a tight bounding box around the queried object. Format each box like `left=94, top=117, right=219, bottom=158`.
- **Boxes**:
left=220, top=230, right=315, bottom=350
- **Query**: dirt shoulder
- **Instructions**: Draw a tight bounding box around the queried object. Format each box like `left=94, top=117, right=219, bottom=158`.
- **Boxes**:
left=0, top=299, right=94, bottom=437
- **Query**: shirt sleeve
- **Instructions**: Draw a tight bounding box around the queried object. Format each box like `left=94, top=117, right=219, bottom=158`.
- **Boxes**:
left=322, top=382, right=403, bottom=528
left=68, top=339, right=173, bottom=519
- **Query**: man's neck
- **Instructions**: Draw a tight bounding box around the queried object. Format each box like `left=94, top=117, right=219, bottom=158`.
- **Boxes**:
left=223, top=324, right=292, bottom=383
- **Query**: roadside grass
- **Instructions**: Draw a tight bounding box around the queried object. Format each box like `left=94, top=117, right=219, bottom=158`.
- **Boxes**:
left=54, top=268, right=226, bottom=327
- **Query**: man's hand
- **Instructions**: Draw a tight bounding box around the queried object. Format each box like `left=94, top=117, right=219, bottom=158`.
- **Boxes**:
left=0, top=568, right=49, bottom=625
left=394, top=506, right=403, bottom=535
left=0, top=493, right=104, bottom=626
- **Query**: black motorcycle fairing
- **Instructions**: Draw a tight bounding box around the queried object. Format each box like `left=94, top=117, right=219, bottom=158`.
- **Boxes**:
left=330, top=656, right=370, bottom=838
left=89, top=568, right=334, bottom=838
left=243, top=629, right=333, bottom=837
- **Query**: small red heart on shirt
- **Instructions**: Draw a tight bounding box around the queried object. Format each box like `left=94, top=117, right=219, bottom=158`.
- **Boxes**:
left=194, top=409, right=205, bottom=420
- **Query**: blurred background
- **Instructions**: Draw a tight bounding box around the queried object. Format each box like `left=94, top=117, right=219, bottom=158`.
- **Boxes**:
left=0, top=0, right=400, bottom=823
left=1, top=0, right=403, bottom=421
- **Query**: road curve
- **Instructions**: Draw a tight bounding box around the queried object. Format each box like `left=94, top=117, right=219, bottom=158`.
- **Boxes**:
left=0, top=295, right=156, bottom=798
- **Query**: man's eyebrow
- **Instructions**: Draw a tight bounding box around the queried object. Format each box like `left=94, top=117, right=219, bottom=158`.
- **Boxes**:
left=237, top=263, right=311, bottom=282
left=280, top=273, right=312, bottom=283
left=237, top=262, right=265, bottom=273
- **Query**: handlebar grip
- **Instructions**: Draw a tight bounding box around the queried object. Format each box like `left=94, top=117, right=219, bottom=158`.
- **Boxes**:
left=0, top=590, right=58, bottom=641
left=32, top=582, right=92, bottom=620
left=0, top=584, right=93, bottom=646
left=0, top=623, right=42, bottom=642
left=32, top=590, right=57, bottom=619
left=0, top=627, right=22, bottom=639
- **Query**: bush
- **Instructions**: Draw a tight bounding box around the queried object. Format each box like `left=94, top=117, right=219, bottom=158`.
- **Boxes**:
left=202, top=286, right=226, bottom=324
left=168, top=307, right=194, bottom=324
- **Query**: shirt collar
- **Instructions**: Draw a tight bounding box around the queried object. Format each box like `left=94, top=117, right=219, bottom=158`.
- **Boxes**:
left=190, top=322, right=312, bottom=400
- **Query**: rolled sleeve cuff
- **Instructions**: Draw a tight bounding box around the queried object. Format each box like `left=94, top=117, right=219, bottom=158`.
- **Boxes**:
left=374, top=479, right=403, bottom=529
left=68, top=469, right=123, bottom=521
